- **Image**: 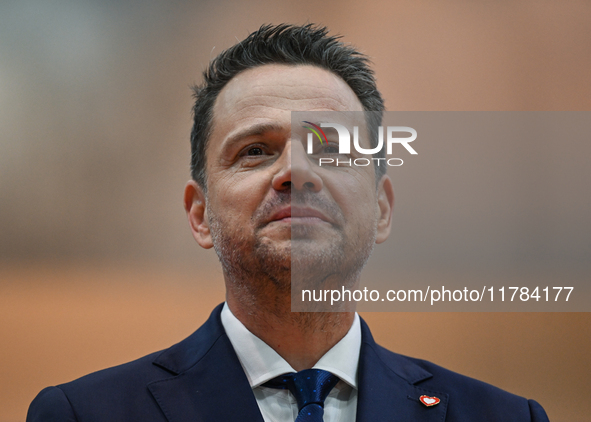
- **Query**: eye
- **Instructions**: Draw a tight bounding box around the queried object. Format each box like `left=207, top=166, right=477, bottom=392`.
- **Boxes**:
left=322, top=145, right=339, bottom=154
left=313, top=143, right=340, bottom=155
left=245, top=146, right=265, bottom=156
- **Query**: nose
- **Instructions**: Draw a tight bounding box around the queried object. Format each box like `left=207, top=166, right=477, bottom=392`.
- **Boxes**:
left=272, top=140, right=323, bottom=192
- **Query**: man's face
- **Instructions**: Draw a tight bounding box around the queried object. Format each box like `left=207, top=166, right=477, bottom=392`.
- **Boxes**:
left=185, top=64, right=393, bottom=291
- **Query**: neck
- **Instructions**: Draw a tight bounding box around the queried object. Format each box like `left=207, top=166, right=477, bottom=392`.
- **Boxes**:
left=225, top=283, right=355, bottom=371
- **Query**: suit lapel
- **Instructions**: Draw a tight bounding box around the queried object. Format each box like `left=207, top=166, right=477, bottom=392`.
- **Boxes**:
left=356, top=318, right=449, bottom=422
left=146, top=305, right=448, bottom=422
left=147, top=304, right=264, bottom=422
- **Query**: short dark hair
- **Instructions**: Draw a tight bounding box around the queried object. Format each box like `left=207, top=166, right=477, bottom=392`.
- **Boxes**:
left=190, top=23, right=385, bottom=188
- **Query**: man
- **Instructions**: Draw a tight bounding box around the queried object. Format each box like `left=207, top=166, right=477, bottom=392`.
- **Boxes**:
left=27, top=24, right=549, bottom=421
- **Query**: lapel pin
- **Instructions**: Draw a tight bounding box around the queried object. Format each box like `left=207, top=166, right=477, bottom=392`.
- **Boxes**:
left=419, top=395, right=441, bottom=407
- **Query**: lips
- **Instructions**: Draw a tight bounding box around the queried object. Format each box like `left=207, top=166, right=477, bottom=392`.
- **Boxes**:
left=291, top=207, right=331, bottom=222
left=269, top=206, right=332, bottom=223
left=270, top=207, right=291, bottom=221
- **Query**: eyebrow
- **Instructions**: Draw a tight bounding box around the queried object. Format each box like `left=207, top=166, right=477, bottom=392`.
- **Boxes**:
left=224, top=122, right=289, bottom=146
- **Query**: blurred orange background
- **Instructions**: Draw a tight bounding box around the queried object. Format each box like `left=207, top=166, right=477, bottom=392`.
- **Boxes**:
left=1, top=1, right=590, bottom=421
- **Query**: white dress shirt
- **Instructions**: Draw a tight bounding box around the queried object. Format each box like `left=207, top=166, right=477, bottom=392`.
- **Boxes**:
left=221, top=303, right=361, bottom=422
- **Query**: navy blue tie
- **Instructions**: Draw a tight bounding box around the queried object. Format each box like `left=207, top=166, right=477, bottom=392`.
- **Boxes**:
left=264, top=369, right=340, bottom=421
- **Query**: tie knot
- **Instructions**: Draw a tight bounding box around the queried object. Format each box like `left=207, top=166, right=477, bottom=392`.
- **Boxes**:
left=265, top=369, right=340, bottom=412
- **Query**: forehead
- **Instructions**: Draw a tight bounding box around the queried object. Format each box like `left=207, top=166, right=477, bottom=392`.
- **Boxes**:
left=209, top=64, right=364, bottom=145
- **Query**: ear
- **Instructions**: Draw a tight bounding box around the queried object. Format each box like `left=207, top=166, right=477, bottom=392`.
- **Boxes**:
left=184, top=180, right=214, bottom=249
left=375, top=174, right=394, bottom=244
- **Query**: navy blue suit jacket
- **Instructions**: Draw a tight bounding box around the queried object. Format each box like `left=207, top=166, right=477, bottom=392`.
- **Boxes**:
left=27, top=304, right=549, bottom=421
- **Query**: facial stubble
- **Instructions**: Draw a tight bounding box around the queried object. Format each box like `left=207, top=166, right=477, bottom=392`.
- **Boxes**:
left=207, top=190, right=377, bottom=313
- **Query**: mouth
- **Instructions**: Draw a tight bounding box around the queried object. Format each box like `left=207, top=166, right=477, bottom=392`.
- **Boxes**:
left=269, top=207, right=332, bottom=225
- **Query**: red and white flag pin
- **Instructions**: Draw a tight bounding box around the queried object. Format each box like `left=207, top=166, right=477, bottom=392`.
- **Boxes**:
left=419, top=395, right=441, bottom=407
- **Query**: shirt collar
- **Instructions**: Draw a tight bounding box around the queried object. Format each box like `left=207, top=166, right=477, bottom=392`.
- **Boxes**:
left=220, top=302, right=361, bottom=389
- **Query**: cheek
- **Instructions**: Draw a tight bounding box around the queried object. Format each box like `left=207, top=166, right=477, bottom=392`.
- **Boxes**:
left=209, top=190, right=253, bottom=225
left=326, top=172, right=378, bottom=218
left=207, top=172, right=270, bottom=222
